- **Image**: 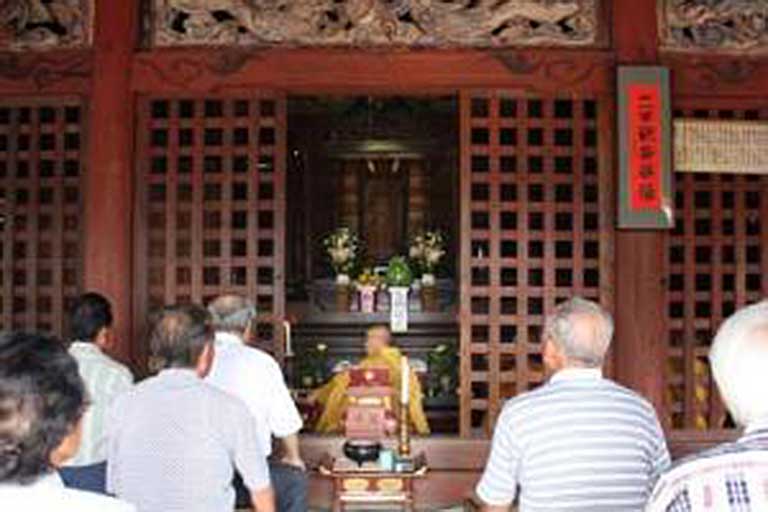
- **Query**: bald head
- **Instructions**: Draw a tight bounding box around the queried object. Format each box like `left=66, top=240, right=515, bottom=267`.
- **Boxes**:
left=365, top=325, right=392, bottom=357
left=710, top=301, right=768, bottom=427
left=544, top=297, right=613, bottom=369
left=207, top=294, right=257, bottom=335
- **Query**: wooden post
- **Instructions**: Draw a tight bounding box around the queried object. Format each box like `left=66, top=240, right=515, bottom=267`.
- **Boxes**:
left=612, top=0, right=667, bottom=417
left=83, top=0, right=138, bottom=364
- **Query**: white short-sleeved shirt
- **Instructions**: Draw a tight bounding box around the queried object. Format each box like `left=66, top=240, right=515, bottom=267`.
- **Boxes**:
left=0, top=472, right=135, bottom=512
left=67, top=341, right=133, bottom=467
left=106, top=369, right=270, bottom=512
left=205, top=332, right=303, bottom=456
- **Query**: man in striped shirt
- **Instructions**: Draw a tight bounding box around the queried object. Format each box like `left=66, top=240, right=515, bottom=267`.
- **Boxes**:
left=59, top=293, right=133, bottom=494
left=476, top=297, right=670, bottom=511
left=646, top=301, right=768, bottom=512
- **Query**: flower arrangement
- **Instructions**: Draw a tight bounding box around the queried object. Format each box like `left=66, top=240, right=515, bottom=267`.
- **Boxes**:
left=426, top=342, right=458, bottom=398
left=355, top=267, right=382, bottom=288
left=355, top=268, right=382, bottom=313
left=385, top=256, right=413, bottom=288
left=323, top=227, right=360, bottom=280
left=409, top=230, right=446, bottom=279
left=296, top=343, right=330, bottom=389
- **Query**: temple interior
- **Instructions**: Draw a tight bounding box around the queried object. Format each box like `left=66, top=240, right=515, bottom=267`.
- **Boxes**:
left=1, top=0, right=768, bottom=509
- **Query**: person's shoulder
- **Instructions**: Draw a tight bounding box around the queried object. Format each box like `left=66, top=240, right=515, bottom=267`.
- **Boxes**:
left=600, top=378, right=660, bottom=414
left=235, top=344, right=283, bottom=372
left=651, top=442, right=768, bottom=508
left=62, top=487, right=136, bottom=512
left=498, top=383, right=555, bottom=418
left=101, top=357, right=134, bottom=383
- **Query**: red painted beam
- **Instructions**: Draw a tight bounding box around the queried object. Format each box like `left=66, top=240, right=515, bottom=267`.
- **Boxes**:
left=83, top=0, right=138, bottom=366
left=131, top=47, right=615, bottom=96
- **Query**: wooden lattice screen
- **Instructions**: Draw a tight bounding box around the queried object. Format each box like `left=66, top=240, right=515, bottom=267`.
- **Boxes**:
left=0, top=99, right=84, bottom=335
left=666, top=108, right=768, bottom=431
left=135, top=95, right=286, bottom=358
left=459, top=91, right=613, bottom=437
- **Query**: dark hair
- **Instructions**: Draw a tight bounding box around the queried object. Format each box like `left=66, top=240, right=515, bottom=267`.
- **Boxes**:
left=0, top=332, right=86, bottom=483
left=149, top=304, right=213, bottom=370
left=70, top=292, right=113, bottom=342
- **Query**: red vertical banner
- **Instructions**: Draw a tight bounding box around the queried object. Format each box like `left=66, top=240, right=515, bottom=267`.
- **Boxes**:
left=627, top=84, right=663, bottom=211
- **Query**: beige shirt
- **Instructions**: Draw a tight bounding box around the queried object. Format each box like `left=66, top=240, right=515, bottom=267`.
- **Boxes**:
left=68, top=342, right=133, bottom=466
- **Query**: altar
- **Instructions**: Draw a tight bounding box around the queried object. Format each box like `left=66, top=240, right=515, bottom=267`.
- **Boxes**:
left=287, top=290, right=460, bottom=434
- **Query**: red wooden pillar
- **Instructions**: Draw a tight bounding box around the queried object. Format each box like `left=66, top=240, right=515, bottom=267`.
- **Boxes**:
left=83, top=0, right=138, bottom=364
left=612, top=0, right=667, bottom=418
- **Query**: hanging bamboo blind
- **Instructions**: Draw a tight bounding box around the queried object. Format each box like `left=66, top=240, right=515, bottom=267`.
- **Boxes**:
left=0, top=99, right=84, bottom=335
left=135, top=95, right=286, bottom=356
left=459, top=91, right=613, bottom=436
left=666, top=108, right=768, bottom=431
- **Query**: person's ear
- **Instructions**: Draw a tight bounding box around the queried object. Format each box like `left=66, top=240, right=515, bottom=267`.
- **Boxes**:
left=543, top=338, right=563, bottom=375
left=195, top=341, right=215, bottom=378
left=95, top=327, right=112, bottom=351
left=50, top=417, right=84, bottom=468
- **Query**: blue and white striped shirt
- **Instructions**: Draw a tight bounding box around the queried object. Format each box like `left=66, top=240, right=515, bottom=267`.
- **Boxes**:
left=477, top=368, right=670, bottom=511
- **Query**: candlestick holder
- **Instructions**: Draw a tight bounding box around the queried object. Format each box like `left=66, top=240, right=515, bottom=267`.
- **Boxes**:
left=398, top=402, right=411, bottom=458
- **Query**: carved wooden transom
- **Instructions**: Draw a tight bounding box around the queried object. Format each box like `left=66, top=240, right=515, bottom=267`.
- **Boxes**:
left=661, top=0, right=768, bottom=52
left=151, top=0, right=599, bottom=47
left=0, top=0, right=92, bottom=50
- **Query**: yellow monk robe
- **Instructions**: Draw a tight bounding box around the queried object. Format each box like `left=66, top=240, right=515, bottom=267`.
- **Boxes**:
left=312, top=345, right=430, bottom=435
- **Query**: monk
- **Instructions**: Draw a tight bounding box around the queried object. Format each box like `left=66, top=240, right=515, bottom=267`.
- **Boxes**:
left=311, top=325, right=430, bottom=435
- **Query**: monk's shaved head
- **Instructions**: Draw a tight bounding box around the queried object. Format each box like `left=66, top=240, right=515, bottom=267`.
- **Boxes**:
left=365, top=325, right=392, bottom=356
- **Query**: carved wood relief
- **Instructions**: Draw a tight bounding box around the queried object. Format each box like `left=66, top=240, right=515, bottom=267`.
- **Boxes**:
left=0, top=0, right=91, bottom=50
left=661, top=0, right=768, bottom=52
left=151, top=0, right=599, bottom=48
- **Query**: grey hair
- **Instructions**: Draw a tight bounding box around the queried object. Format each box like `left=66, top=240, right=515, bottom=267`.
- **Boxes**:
left=544, top=297, right=614, bottom=367
left=709, top=300, right=768, bottom=427
left=207, top=295, right=257, bottom=333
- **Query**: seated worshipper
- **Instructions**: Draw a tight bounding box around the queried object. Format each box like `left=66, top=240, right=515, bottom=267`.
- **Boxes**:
left=647, top=301, right=768, bottom=512
left=476, top=297, right=670, bottom=512
left=105, top=304, right=275, bottom=512
left=0, top=331, right=134, bottom=512
left=311, top=325, right=430, bottom=435
left=205, top=294, right=306, bottom=512
left=60, top=292, right=133, bottom=494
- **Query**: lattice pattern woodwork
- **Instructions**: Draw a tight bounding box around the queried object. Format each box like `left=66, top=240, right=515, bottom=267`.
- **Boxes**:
left=135, top=95, right=286, bottom=356
left=0, top=99, right=84, bottom=334
left=459, top=91, right=612, bottom=436
left=666, top=107, right=768, bottom=431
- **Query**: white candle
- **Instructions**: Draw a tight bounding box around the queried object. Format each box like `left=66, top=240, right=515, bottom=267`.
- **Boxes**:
left=283, top=320, right=293, bottom=357
left=401, top=356, right=410, bottom=405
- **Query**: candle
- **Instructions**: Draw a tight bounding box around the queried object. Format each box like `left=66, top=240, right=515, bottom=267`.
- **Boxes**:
left=401, top=356, right=410, bottom=405
left=283, top=320, right=293, bottom=357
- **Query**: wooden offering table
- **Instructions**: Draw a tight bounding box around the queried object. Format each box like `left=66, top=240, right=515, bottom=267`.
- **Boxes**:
left=318, top=453, right=428, bottom=511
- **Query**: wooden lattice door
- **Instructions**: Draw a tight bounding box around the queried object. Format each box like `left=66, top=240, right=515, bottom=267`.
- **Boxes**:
left=135, top=95, right=286, bottom=361
left=666, top=107, right=768, bottom=431
left=459, top=91, right=613, bottom=436
left=0, top=99, right=85, bottom=335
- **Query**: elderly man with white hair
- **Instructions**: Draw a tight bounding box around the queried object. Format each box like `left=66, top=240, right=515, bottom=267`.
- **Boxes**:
left=204, top=294, right=306, bottom=512
left=476, top=297, right=670, bottom=512
left=647, top=300, right=768, bottom=512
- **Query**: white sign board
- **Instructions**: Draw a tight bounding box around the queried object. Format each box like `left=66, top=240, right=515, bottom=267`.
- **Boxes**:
left=674, top=119, right=768, bottom=174
left=389, top=287, right=409, bottom=333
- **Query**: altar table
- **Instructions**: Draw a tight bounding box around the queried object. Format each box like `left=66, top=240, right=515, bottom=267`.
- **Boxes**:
left=318, top=453, right=427, bottom=511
